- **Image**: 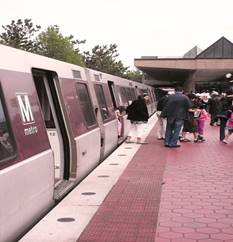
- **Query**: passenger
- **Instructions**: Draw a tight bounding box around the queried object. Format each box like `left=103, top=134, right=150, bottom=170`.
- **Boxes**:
left=180, top=93, right=199, bottom=143
left=208, top=91, right=221, bottom=126
left=201, top=94, right=209, bottom=111
left=156, top=91, right=168, bottom=140
left=215, top=89, right=233, bottom=141
left=161, top=87, right=192, bottom=148
left=0, top=131, right=13, bottom=159
left=115, top=106, right=125, bottom=138
left=222, top=105, right=233, bottom=144
left=125, top=94, right=149, bottom=144
left=197, top=104, right=208, bottom=141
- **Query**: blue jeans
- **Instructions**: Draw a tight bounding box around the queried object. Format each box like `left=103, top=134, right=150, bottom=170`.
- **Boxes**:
left=165, top=118, right=184, bottom=146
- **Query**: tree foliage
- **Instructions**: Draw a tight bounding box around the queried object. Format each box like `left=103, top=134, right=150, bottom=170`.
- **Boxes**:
left=0, top=19, right=41, bottom=52
left=0, top=19, right=138, bottom=76
left=83, top=44, right=128, bottom=76
left=37, top=25, right=85, bottom=66
left=125, top=69, right=143, bottom=82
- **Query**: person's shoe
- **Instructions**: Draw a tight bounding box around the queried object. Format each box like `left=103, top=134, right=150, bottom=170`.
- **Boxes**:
left=222, top=139, right=228, bottom=144
left=180, top=138, right=191, bottom=142
left=164, top=144, right=170, bottom=147
left=157, top=137, right=164, bottom=140
left=169, top=144, right=181, bottom=148
left=198, top=136, right=205, bottom=142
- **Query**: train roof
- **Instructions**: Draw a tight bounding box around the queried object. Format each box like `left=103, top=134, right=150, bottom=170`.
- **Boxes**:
left=0, top=44, right=153, bottom=89
left=0, top=44, right=86, bottom=79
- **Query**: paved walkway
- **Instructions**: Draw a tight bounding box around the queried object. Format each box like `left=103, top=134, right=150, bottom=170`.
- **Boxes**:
left=155, top=125, right=233, bottom=242
left=77, top=122, right=233, bottom=242
left=77, top=123, right=168, bottom=242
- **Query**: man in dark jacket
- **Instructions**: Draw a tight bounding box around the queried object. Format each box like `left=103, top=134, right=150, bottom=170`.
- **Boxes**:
left=126, top=94, right=149, bottom=144
left=161, top=87, right=192, bottom=148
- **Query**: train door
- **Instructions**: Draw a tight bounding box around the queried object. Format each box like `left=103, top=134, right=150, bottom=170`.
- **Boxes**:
left=32, top=69, right=72, bottom=199
left=108, top=81, right=118, bottom=109
left=94, top=83, right=118, bottom=157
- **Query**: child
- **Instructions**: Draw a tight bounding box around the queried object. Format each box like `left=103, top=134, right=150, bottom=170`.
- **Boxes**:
left=197, top=105, right=208, bottom=142
left=222, top=106, right=233, bottom=144
left=115, top=106, right=125, bottom=138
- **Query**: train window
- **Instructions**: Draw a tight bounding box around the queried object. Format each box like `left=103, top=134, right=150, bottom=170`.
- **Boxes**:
left=95, top=84, right=110, bottom=121
left=0, top=96, right=15, bottom=162
left=119, top=87, right=128, bottom=107
left=148, top=89, right=153, bottom=103
left=129, top=88, right=136, bottom=101
left=76, top=83, right=97, bottom=127
left=126, top=88, right=136, bottom=103
left=33, top=75, right=55, bottom=128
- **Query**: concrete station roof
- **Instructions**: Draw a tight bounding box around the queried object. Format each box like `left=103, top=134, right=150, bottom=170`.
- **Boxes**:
left=134, top=37, right=233, bottom=91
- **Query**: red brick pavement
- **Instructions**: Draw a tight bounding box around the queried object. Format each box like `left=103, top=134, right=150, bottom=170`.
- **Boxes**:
left=155, top=125, right=233, bottom=242
left=77, top=124, right=169, bottom=242
left=77, top=122, right=233, bottom=242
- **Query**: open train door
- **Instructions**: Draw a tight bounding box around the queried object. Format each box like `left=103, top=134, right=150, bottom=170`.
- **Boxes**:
left=108, top=81, right=118, bottom=109
left=108, top=80, right=125, bottom=139
left=32, top=69, right=74, bottom=200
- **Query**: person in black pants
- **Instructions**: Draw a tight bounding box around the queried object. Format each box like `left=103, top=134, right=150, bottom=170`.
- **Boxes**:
left=216, top=90, right=233, bottom=141
left=208, top=92, right=221, bottom=126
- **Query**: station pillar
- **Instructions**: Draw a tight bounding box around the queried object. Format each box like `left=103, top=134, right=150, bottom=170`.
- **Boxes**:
left=183, top=72, right=196, bottom=93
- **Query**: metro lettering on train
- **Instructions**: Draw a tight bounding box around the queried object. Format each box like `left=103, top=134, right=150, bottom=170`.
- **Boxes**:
left=16, top=93, right=39, bottom=136
left=16, top=93, right=35, bottom=124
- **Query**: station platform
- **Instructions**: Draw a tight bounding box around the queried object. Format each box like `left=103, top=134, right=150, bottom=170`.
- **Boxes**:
left=20, top=115, right=233, bottom=242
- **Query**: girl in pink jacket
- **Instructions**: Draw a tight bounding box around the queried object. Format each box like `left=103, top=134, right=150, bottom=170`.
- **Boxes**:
left=197, top=105, right=208, bottom=142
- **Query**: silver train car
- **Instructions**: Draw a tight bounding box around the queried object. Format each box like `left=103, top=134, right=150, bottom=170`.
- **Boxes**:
left=0, top=44, right=156, bottom=242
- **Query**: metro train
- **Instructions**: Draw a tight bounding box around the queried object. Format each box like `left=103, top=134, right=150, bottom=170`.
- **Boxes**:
left=0, top=44, right=156, bottom=242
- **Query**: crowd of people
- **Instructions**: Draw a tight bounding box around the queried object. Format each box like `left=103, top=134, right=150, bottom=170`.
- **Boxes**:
left=115, top=87, right=233, bottom=147
left=157, top=87, right=233, bottom=147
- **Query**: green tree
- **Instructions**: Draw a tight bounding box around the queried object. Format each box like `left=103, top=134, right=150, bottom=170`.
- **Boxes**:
left=125, top=69, right=143, bottom=82
left=0, top=18, right=41, bottom=52
left=37, top=25, right=85, bottom=66
left=84, top=44, right=128, bottom=76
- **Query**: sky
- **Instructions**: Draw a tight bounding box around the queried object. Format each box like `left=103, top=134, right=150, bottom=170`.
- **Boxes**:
left=2, top=0, right=233, bottom=69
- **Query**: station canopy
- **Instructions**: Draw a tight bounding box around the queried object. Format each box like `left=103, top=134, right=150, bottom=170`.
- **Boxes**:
left=134, top=37, right=233, bottom=92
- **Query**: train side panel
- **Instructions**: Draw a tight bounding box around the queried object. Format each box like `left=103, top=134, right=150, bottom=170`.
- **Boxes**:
left=0, top=69, right=54, bottom=242
left=0, top=150, right=54, bottom=242
left=75, top=128, right=101, bottom=179
left=86, top=70, right=118, bottom=159
left=103, top=119, right=118, bottom=156
left=60, top=75, right=101, bottom=179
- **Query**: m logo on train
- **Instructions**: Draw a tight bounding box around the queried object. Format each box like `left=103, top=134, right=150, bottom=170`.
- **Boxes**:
left=16, top=93, right=38, bottom=135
